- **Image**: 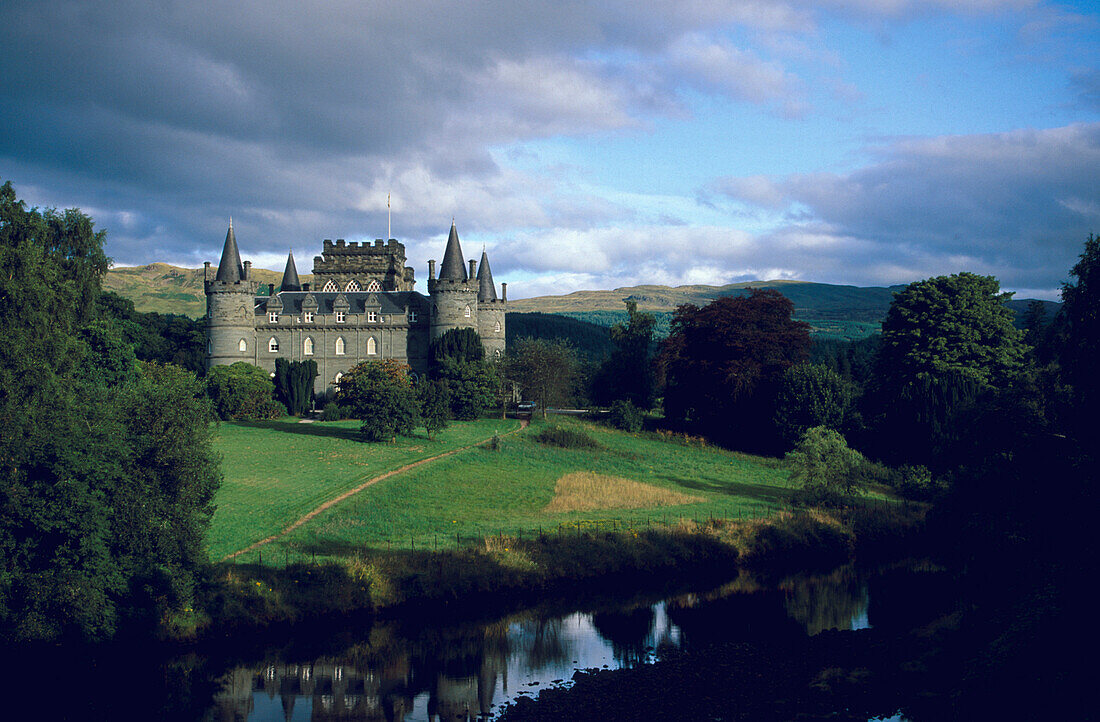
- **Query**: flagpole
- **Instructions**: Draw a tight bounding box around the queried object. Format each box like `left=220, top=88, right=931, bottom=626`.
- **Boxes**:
left=387, top=193, right=391, bottom=240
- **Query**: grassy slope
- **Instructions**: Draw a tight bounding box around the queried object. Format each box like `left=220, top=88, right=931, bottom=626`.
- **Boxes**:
left=266, top=417, right=792, bottom=564
left=208, top=417, right=518, bottom=560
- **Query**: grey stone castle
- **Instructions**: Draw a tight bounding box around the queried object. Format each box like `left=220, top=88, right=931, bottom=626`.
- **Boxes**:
left=204, top=221, right=507, bottom=394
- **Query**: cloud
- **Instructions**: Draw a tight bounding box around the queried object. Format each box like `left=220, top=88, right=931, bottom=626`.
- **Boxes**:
left=712, top=123, right=1100, bottom=294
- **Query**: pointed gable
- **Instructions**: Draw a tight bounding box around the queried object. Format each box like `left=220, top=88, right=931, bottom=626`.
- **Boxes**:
left=215, top=220, right=244, bottom=282
left=439, top=222, right=468, bottom=282
left=477, top=250, right=497, bottom=302
left=279, top=250, right=302, bottom=291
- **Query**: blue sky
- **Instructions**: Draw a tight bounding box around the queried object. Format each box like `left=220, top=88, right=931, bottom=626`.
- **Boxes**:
left=2, top=0, right=1097, bottom=299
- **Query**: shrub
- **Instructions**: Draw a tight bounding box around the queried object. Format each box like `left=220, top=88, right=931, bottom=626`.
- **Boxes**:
left=787, top=426, right=865, bottom=507
left=534, top=425, right=602, bottom=450
left=206, top=362, right=284, bottom=420
left=607, top=399, right=644, bottom=432
left=320, top=402, right=348, bottom=422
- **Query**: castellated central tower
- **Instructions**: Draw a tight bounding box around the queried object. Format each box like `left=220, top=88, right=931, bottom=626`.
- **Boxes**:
left=204, top=221, right=259, bottom=367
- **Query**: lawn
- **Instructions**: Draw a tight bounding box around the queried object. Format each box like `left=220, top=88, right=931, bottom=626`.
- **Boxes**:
left=252, top=416, right=796, bottom=565
left=207, top=417, right=519, bottom=560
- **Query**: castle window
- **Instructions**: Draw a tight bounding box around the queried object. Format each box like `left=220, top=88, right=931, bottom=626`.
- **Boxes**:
left=268, top=311, right=278, bottom=323
left=304, top=337, right=314, bottom=355
left=238, top=338, right=247, bottom=352
left=304, top=311, right=313, bottom=323
left=495, top=320, right=501, bottom=333
left=346, top=280, right=361, bottom=292
left=336, top=311, right=346, bottom=323
left=335, top=337, right=345, bottom=355
left=408, top=310, right=418, bottom=323
left=268, top=337, right=279, bottom=353
left=366, top=337, right=377, bottom=355
left=494, top=349, right=502, bottom=358
left=464, top=305, right=471, bottom=318
left=366, top=280, right=381, bottom=293
left=368, top=311, right=377, bottom=323
left=322, top=280, right=338, bottom=292
left=334, top=372, right=343, bottom=390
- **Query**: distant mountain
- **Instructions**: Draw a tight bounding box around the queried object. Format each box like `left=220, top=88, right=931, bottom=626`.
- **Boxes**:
left=104, top=264, right=1058, bottom=341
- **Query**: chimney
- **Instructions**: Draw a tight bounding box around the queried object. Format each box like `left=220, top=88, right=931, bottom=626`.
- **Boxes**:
left=268, top=283, right=275, bottom=296
left=302, top=283, right=310, bottom=292
left=469, top=259, right=477, bottom=278
left=243, top=260, right=252, bottom=280
left=203, top=261, right=211, bottom=282
left=428, top=259, right=436, bottom=279
left=501, top=283, right=507, bottom=302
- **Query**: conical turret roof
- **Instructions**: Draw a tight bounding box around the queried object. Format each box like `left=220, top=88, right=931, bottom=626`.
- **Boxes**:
left=477, top=249, right=497, bottom=302
left=214, top=220, right=244, bottom=283
left=279, top=250, right=301, bottom=291
left=439, top=222, right=467, bottom=282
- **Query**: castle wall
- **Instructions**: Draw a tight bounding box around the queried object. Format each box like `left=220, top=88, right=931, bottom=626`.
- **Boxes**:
left=477, top=302, right=506, bottom=360
left=206, top=281, right=259, bottom=368
left=430, top=283, right=479, bottom=341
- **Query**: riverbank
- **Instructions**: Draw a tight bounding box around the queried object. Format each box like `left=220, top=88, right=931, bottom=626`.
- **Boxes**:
left=186, top=503, right=926, bottom=641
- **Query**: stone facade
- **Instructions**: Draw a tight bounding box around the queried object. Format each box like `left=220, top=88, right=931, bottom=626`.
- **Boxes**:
left=204, top=221, right=506, bottom=395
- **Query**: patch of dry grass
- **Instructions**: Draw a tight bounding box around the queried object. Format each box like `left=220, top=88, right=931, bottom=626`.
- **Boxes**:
left=545, top=472, right=703, bottom=513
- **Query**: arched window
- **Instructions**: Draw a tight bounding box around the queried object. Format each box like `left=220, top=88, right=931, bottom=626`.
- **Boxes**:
left=345, top=280, right=360, bottom=292
left=366, top=336, right=377, bottom=355
left=366, top=280, right=381, bottom=293
left=322, top=280, right=338, bottom=292
left=238, top=338, right=247, bottom=352
left=464, top=305, right=471, bottom=318
left=494, top=320, right=501, bottom=333
left=304, top=337, right=314, bottom=355
left=334, top=372, right=343, bottom=389
left=335, top=337, right=345, bottom=355
left=494, top=348, right=502, bottom=358
left=268, top=337, right=279, bottom=353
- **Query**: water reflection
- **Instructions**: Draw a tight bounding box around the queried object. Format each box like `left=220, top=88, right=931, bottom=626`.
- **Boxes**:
left=203, top=566, right=876, bottom=721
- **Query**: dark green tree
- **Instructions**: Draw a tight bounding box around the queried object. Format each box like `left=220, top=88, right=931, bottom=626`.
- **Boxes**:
left=417, top=378, right=450, bottom=439
left=786, top=426, right=866, bottom=507
left=337, top=360, right=420, bottom=441
left=592, top=299, right=657, bottom=408
left=868, top=272, right=1026, bottom=464
left=274, top=358, right=318, bottom=415
left=431, top=327, right=484, bottom=366
left=658, top=289, right=810, bottom=450
left=206, top=362, right=284, bottom=420
left=1059, top=234, right=1100, bottom=427
left=773, top=363, right=852, bottom=447
left=507, top=337, right=579, bottom=418
left=431, top=328, right=498, bottom=419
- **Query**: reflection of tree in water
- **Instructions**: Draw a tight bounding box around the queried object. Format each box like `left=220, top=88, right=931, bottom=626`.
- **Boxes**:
left=780, top=567, right=867, bottom=635
left=512, top=617, right=571, bottom=671
left=591, top=606, right=655, bottom=667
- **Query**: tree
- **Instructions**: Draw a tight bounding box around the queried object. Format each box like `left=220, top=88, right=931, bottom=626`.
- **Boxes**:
left=773, top=363, right=852, bottom=447
left=431, top=327, right=484, bottom=366
left=274, top=358, right=318, bottom=416
left=592, top=300, right=657, bottom=408
left=1059, top=234, right=1100, bottom=425
left=417, top=378, right=450, bottom=439
left=786, top=426, right=865, bottom=507
left=0, top=179, right=221, bottom=641
left=658, top=289, right=810, bottom=449
left=206, top=362, right=284, bottom=420
left=337, top=360, right=420, bottom=441
left=430, top=328, right=499, bottom=419
left=868, top=273, right=1027, bottom=465
left=507, top=338, right=578, bottom=418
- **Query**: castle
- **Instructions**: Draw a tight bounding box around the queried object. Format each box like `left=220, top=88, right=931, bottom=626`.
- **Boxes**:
left=204, top=221, right=507, bottom=394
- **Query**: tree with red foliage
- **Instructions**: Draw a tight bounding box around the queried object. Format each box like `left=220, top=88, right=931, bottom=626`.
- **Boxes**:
left=658, top=289, right=810, bottom=450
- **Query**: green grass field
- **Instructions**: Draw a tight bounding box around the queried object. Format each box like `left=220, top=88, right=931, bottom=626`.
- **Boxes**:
left=207, top=417, right=519, bottom=560
left=214, top=416, right=797, bottom=566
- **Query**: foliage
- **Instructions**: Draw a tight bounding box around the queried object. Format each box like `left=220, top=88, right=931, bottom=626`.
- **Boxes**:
left=437, top=356, right=499, bottom=420
left=591, top=300, right=657, bottom=408
left=809, top=335, right=880, bottom=386
left=606, top=399, right=644, bottom=432
left=0, top=179, right=220, bottom=641
left=508, top=337, right=579, bottom=417
left=786, top=426, right=866, bottom=507
left=867, top=273, right=1026, bottom=465
left=431, top=327, right=484, bottom=366
left=97, top=291, right=206, bottom=373
left=506, top=312, right=614, bottom=360
left=337, top=360, right=420, bottom=441
left=773, top=363, right=852, bottom=447
left=274, top=358, right=318, bottom=416
left=418, top=378, right=450, bottom=439
left=1059, top=234, right=1100, bottom=423
left=534, top=425, right=603, bottom=450
left=659, top=289, right=811, bottom=450
left=206, top=362, right=284, bottom=420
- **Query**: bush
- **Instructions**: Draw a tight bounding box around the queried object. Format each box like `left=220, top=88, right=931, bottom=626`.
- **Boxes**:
left=787, top=426, right=865, bottom=507
left=534, top=425, right=602, bottom=450
left=607, top=399, right=644, bottom=432
left=320, top=402, right=348, bottom=422
left=206, top=362, right=284, bottom=420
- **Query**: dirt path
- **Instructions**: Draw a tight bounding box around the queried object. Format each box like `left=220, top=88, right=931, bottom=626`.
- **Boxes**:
left=222, top=418, right=529, bottom=562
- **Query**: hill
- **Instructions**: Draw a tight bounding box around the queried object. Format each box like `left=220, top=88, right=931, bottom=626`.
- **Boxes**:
left=104, top=264, right=1058, bottom=341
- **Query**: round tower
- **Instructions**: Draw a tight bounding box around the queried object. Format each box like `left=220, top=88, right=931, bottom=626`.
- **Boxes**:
left=205, top=221, right=259, bottom=368
left=475, top=249, right=506, bottom=360
left=428, top=222, right=478, bottom=341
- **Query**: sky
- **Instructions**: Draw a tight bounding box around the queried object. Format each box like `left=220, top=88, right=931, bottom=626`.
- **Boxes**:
left=2, top=1, right=1097, bottom=300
